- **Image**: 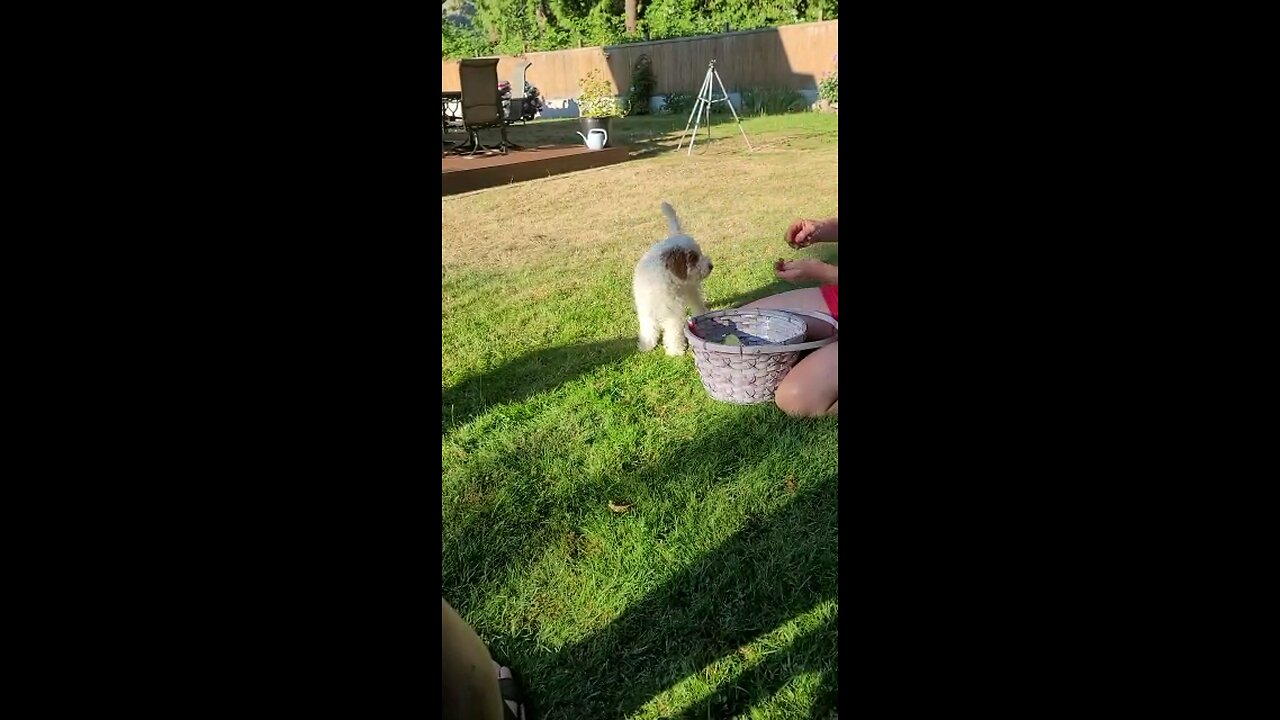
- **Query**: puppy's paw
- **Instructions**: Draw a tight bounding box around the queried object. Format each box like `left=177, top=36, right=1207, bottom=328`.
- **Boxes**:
left=638, top=338, right=657, bottom=352
left=663, top=342, right=686, bottom=357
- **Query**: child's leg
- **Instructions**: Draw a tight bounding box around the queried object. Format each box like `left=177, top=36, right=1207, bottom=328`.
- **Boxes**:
left=774, top=342, right=839, bottom=417
left=441, top=598, right=505, bottom=720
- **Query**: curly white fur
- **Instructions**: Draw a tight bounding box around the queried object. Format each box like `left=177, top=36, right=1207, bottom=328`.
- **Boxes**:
left=633, top=202, right=713, bottom=355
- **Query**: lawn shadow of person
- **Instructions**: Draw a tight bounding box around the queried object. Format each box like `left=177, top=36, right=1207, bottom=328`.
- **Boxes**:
left=673, top=611, right=837, bottom=719
left=442, top=337, right=635, bottom=433
left=442, top=406, right=823, bottom=609
left=481, top=469, right=839, bottom=719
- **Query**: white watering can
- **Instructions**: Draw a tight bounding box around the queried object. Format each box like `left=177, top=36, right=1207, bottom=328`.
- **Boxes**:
left=576, top=128, right=608, bottom=150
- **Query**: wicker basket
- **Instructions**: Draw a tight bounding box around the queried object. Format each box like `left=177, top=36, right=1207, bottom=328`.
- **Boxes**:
left=685, top=309, right=839, bottom=405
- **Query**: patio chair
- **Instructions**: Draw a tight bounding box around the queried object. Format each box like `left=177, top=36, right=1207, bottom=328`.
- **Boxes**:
left=494, top=60, right=534, bottom=152
left=456, top=58, right=510, bottom=156
left=506, top=60, right=533, bottom=123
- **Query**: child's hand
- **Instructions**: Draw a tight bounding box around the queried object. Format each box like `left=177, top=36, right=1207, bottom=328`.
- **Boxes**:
left=775, top=258, right=832, bottom=284
left=784, top=219, right=824, bottom=248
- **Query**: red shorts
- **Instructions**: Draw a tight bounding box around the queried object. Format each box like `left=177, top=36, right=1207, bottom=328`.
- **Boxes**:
left=820, top=284, right=838, bottom=320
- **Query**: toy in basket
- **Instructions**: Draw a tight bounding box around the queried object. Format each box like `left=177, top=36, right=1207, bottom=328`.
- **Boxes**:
left=684, top=308, right=838, bottom=405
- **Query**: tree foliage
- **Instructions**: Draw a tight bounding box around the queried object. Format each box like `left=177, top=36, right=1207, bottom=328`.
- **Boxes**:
left=626, top=54, right=656, bottom=114
left=442, top=0, right=838, bottom=59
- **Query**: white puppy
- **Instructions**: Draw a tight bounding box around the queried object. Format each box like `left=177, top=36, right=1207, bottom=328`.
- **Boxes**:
left=633, top=202, right=713, bottom=355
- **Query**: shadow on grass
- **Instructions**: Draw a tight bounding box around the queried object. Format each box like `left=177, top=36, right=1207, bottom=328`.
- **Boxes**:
left=442, top=337, right=635, bottom=432
left=444, top=407, right=838, bottom=716
left=511, top=471, right=839, bottom=719
left=676, top=613, right=838, bottom=719
left=444, top=410, right=793, bottom=617
left=711, top=245, right=838, bottom=309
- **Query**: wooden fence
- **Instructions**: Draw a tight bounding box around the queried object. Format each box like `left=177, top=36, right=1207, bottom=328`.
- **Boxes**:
left=441, top=20, right=838, bottom=99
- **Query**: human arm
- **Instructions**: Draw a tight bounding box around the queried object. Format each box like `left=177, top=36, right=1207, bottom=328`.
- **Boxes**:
left=774, top=258, right=838, bottom=285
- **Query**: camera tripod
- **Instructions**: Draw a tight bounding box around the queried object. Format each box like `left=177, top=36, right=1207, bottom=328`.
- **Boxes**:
left=676, top=60, right=754, bottom=155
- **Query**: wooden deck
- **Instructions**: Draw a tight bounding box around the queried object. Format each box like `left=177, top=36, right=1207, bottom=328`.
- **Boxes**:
left=441, top=143, right=630, bottom=196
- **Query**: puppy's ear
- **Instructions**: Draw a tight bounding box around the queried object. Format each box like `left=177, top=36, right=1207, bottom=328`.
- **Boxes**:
left=664, top=249, right=690, bottom=280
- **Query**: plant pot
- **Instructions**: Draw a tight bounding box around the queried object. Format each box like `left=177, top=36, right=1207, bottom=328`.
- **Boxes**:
left=578, top=117, right=615, bottom=147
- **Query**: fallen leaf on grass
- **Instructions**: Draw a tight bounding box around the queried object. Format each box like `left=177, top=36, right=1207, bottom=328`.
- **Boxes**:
left=785, top=477, right=797, bottom=493
left=608, top=502, right=632, bottom=513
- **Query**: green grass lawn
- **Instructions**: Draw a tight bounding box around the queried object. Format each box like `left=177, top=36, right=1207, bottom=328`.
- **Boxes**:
left=443, top=111, right=839, bottom=719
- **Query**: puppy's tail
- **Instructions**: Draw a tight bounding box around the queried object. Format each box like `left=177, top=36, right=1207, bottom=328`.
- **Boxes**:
left=660, top=201, right=683, bottom=235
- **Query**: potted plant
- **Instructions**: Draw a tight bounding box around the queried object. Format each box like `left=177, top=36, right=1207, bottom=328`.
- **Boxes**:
left=577, top=69, right=622, bottom=146
left=817, top=52, right=838, bottom=112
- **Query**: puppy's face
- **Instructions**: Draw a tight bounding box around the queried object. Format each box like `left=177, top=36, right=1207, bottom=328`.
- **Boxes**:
left=663, top=245, right=713, bottom=283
